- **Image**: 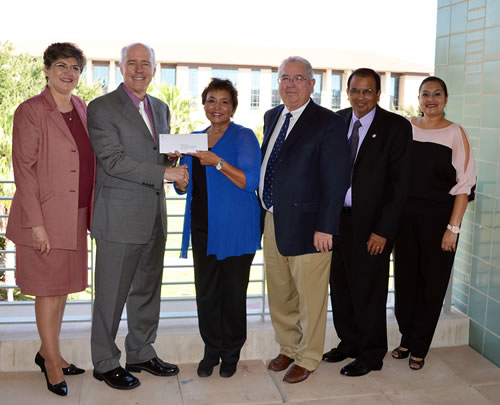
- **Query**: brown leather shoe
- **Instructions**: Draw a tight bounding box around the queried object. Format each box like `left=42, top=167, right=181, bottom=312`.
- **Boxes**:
left=283, top=365, right=312, bottom=383
left=267, top=354, right=294, bottom=371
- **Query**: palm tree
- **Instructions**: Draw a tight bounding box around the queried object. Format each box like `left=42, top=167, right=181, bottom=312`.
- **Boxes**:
left=150, top=84, right=202, bottom=133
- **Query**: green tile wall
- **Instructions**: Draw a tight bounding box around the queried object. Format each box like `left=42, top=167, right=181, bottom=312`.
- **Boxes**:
left=440, top=0, right=500, bottom=366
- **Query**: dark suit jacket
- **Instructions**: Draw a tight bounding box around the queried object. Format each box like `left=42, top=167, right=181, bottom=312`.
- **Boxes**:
left=261, top=100, right=350, bottom=256
left=338, top=105, right=412, bottom=242
left=88, top=84, right=171, bottom=244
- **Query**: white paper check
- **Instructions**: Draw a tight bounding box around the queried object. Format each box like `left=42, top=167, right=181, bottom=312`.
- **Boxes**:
left=159, top=133, right=208, bottom=154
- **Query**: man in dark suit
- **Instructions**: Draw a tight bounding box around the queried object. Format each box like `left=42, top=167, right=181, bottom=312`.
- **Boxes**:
left=322, top=68, right=412, bottom=376
left=260, top=56, right=350, bottom=384
left=88, top=43, right=188, bottom=390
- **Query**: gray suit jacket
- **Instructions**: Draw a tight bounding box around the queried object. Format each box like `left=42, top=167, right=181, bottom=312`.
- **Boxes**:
left=88, top=84, right=171, bottom=244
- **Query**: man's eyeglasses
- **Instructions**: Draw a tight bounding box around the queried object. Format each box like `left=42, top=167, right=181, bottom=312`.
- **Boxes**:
left=53, top=62, right=81, bottom=74
left=278, top=75, right=308, bottom=84
left=348, top=88, right=377, bottom=97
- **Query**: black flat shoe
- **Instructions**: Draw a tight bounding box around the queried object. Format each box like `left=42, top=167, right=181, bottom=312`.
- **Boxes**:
left=391, top=347, right=410, bottom=359
left=409, top=356, right=425, bottom=370
left=219, top=362, right=237, bottom=378
left=126, top=357, right=179, bottom=377
left=93, top=366, right=140, bottom=390
left=35, top=353, right=67, bottom=396
left=322, top=348, right=350, bottom=363
left=197, top=359, right=219, bottom=377
left=35, top=352, right=85, bottom=375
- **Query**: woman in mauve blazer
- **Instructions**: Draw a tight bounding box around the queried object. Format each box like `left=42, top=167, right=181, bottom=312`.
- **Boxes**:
left=6, top=42, right=95, bottom=397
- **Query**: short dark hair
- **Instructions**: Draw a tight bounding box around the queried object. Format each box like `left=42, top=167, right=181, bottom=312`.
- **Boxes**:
left=347, top=68, right=381, bottom=92
left=419, top=76, right=448, bottom=97
left=201, top=78, right=238, bottom=112
left=43, top=42, right=86, bottom=73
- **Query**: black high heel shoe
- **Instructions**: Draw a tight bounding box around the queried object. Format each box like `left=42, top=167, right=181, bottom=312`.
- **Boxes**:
left=35, top=352, right=85, bottom=375
left=34, top=352, right=68, bottom=396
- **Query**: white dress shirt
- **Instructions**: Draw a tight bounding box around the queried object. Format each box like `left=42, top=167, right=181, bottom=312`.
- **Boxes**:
left=259, top=100, right=310, bottom=211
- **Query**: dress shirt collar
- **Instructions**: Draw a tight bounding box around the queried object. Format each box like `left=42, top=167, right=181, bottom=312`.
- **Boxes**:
left=352, top=106, right=376, bottom=130
left=123, top=83, right=151, bottom=111
left=283, top=98, right=310, bottom=119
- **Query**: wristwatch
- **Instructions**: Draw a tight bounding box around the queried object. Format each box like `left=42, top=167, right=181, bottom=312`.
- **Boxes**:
left=447, top=224, right=460, bottom=234
left=216, top=159, right=224, bottom=171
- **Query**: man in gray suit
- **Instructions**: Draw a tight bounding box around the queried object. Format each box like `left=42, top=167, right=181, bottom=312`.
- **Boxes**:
left=88, top=43, right=188, bottom=390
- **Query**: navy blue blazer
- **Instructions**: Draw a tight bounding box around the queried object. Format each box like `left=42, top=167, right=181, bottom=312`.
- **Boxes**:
left=260, top=100, right=350, bottom=256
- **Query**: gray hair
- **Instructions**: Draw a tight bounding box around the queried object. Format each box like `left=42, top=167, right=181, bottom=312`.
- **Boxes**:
left=278, top=56, right=314, bottom=80
left=120, top=42, right=156, bottom=66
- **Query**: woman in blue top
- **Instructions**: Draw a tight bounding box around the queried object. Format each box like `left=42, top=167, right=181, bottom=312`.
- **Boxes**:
left=174, top=78, right=261, bottom=378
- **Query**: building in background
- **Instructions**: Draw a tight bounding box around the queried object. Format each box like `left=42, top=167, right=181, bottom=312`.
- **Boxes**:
left=11, top=39, right=431, bottom=130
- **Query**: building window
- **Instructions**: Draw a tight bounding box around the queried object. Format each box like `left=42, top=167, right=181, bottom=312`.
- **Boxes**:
left=271, top=71, right=280, bottom=107
left=212, top=68, right=238, bottom=87
left=390, top=76, right=400, bottom=110
left=250, top=70, right=260, bottom=109
left=93, top=63, right=109, bottom=92
left=116, top=66, right=123, bottom=85
left=331, top=73, right=342, bottom=110
left=161, top=66, right=176, bottom=86
left=312, top=72, right=322, bottom=104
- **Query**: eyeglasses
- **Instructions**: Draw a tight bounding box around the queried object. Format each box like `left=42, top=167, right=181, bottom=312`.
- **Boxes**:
left=348, top=88, right=377, bottom=97
left=53, top=62, right=81, bottom=74
left=278, top=75, right=308, bottom=84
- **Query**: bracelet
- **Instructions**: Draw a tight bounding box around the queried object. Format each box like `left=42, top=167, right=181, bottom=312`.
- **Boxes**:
left=447, top=224, right=460, bottom=234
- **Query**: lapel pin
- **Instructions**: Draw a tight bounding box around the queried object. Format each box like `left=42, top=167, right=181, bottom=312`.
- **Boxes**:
left=372, top=134, right=377, bottom=138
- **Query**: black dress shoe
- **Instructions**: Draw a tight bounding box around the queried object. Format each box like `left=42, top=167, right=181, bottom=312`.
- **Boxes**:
left=35, top=352, right=85, bottom=376
left=219, top=362, right=237, bottom=378
left=322, top=348, right=349, bottom=363
left=197, top=359, right=219, bottom=377
left=62, top=364, right=85, bottom=375
left=126, top=357, right=179, bottom=377
left=93, top=367, right=140, bottom=390
left=340, top=359, right=381, bottom=377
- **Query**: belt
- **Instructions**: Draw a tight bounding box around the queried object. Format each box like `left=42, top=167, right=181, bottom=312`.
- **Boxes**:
left=342, top=206, right=352, bottom=214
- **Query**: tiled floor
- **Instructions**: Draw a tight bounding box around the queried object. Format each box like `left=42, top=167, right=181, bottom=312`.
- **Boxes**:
left=0, top=346, right=499, bottom=404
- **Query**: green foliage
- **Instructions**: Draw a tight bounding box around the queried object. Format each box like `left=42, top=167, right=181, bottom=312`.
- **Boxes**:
left=392, top=104, right=421, bottom=118
left=254, top=125, right=264, bottom=145
left=150, top=84, right=202, bottom=133
left=0, top=41, right=102, bottom=187
left=75, top=80, right=104, bottom=104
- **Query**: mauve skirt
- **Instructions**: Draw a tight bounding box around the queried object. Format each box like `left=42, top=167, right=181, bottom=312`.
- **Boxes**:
left=15, top=207, right=89, bottom=296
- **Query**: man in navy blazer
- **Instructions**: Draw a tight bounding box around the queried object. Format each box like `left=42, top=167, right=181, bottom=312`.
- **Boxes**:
left=260, top=56, right=350, bottom=383
left=322, top=68, right=412, bottom=377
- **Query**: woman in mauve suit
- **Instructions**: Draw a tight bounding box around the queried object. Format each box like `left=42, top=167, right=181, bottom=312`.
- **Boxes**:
left=6, top=42, right=95, bottom=396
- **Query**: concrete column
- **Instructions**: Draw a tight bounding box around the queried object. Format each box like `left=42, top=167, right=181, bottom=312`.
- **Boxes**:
left=341, top=69, right=351, bottom=109
left=399, top=75, right=407, bottom=109
left=324, top=69, right=332, bottom=109
left=261, top=69, right=272, bottom=112
left=380, top=71, right=391, bottom=110
left=86, top=60, right=92, bottom=83
left=237, top=68, right=252, bottom=124
left=154, top=62, right=161, bottom=85
left=109, top=60, right=117, bottom=91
